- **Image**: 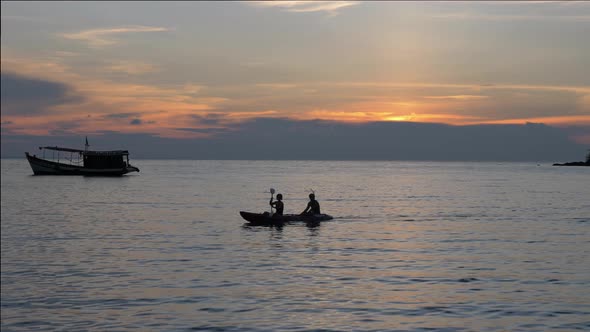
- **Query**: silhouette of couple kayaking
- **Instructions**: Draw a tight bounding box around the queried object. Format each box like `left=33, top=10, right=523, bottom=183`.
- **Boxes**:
left=269, top=191, right=320, bottom=217
left=239, top=189, right=331, bottom=225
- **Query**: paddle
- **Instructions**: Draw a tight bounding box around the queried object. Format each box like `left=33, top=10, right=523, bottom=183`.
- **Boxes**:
left=269, top=188, right=275, bottom=214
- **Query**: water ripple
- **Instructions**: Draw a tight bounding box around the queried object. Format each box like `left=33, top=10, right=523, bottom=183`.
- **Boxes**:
left=2, top=160, right=589, bottom=332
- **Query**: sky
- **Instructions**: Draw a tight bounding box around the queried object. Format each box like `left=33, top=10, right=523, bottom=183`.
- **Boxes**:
left=1, top=1, right=589, bottom=160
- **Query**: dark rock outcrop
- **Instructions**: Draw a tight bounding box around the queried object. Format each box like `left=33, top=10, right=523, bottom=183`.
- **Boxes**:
left=553, top=161, right=589, bottom=166
left=553, top=152, right=590, bottom=166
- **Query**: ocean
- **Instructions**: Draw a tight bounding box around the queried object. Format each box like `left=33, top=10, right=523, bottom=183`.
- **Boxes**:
left=1, top=159, right=589, bottom=332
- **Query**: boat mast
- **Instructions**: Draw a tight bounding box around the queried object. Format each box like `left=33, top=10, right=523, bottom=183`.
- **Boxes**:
left=85, top=136, right=89, bottom=152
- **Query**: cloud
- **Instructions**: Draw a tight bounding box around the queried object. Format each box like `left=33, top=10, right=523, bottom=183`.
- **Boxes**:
left=255, top=83, right=298, bottom=89
left=0, top=55, right=225, bottom=137
left=476, top=115, right=590, bottom=126
left=330, top=81, right=590, bottom=94
left=426, top=1, right=590, bottom=22
left=3, top=119, right=586, bottom=161
left=175, top=127, right=231, bottom=135
left=430, top=12, right=590, bottom=22
left=0, top=72, right=83, bottom=115
left=129, top=119, right=142, bottom=125
left=104, top=60, right=159, bottom=75
left=2, top=52, right=587, bottom=137
left=579, top=94, right=590, bottom=112
left=247, top=1, right=359, bottom=15
left=191, top=113, right=226, bottom=126
left=60, top=25, right=170, bottom=48
left=53, top=51, right=80, bottom=57
left=424, top=95, right=489, bottom=101
left=105, top=113, right=141, bottom=119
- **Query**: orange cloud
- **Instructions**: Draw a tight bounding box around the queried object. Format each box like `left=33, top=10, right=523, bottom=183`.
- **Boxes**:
left=104, top=60, right=160, bottom=75
left=424, top=95, right=489, bottom=100
left=60, top=26, right=170, bottom=48
left=330, top=81, right=590, bottom=94
left=474, top=115, right=590, bottom=126
left=3, top=53, right=588, bottom=139
left=1, top=55, right=228, bottom=137
left=302, top=109, right=482, bottom=124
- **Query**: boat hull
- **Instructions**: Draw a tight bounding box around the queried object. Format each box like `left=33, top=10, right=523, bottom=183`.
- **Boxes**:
left=25, top=153, right=139, bottom=176
left=240, top=211, right=333, bottom=226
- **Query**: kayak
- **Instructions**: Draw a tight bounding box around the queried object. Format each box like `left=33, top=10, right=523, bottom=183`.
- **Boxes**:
left=239, top=211, right=333, bottom=226
left=240, top=211, right=333, bottom=226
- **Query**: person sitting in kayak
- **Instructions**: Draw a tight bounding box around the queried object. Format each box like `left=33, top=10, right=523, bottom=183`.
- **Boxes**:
left=301, top=193, right=321, bottom=215
left=270, top=193, right=284, bottom=216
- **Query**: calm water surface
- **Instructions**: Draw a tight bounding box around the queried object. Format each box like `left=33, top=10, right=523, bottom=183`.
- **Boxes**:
left=1, top=159, right=589, bottom=331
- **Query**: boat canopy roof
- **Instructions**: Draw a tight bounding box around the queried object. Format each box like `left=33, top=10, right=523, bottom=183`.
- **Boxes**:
left=40, top=146, right=83, bottom=153
left=40, top=146, right=129, bottom=155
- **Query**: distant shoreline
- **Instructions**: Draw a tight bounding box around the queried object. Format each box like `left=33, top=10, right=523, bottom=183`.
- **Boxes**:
left=553, top=161, right=590, bottom=167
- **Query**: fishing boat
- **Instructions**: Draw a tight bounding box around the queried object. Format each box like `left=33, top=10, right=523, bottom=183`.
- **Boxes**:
left=25, top=138, right=140, bottom=176
left=239, top=211, right=333, bottom=226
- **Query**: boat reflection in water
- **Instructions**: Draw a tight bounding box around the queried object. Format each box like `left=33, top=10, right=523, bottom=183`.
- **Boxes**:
left=25, top=139, right=139, bottom=176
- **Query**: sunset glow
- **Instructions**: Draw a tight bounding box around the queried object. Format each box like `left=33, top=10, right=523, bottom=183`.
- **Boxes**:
left=2, top=1, right=589, bottom=148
